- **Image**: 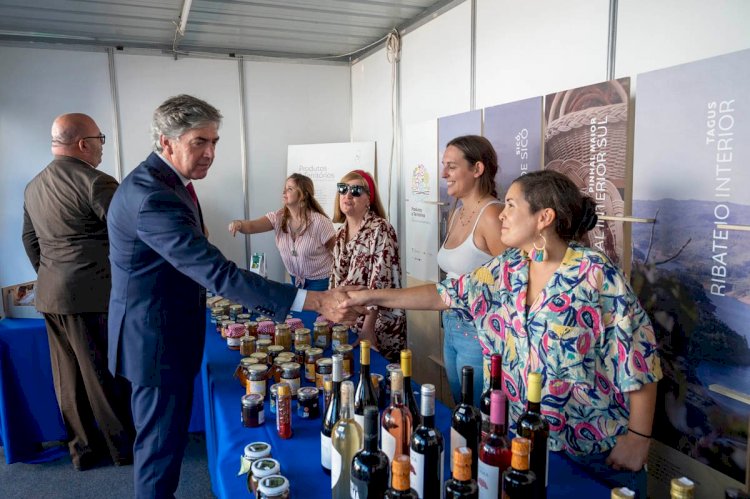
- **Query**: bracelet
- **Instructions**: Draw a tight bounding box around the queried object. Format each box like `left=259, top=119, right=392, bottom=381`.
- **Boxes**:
left=628, top=427, right=652, bottom=439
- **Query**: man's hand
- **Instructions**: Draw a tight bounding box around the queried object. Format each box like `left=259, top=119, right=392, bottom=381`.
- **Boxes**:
left=304, top=286, right=367, bottom=325
left=606, top=431, right=650, bottom=471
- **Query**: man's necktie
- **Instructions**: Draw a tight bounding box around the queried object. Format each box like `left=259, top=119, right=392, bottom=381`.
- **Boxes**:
left=186, top=182, right=199, bottom=207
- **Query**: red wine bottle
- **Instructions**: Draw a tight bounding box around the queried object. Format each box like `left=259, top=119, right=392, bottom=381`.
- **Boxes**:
left=478, top=390, right=512, bottom=498
left=451, top=366, right=481, bottom=479
left=351, top=405, right=390, bottom=498
left=385, top=455, right=419, bottom=499
left=445, top=447, right=479, bottom=498
left=480, top=354, right=502, bottom=440
left=501, top=437, right=537, bottom=498
left=517, top=373, right=548, bottom=499
left=410, top=384, right=444, bottom=498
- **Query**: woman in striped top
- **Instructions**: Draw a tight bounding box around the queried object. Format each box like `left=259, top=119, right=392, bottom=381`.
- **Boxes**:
left=229, top=173, right=336, bottom=301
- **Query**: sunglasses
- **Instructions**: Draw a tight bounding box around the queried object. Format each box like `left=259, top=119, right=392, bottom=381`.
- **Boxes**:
left=337, top=183, right=369, bottom=197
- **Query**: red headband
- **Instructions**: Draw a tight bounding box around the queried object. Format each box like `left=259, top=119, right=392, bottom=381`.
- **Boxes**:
left=353, top=170, right=376, bottom=199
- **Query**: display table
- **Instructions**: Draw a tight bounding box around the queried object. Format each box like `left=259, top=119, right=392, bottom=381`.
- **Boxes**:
left=200, top=315, right=611, bottom=498
left=0, top=317, right=204, bottom=465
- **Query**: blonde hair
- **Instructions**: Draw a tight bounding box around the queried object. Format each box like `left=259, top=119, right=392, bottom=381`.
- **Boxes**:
left=332, top=170, right=387, bottom=223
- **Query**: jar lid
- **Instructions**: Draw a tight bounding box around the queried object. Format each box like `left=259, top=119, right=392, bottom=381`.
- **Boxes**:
left=241, top=393, right=263, bottom=407
left=247, top=321, right=258, bottom=327
left=237, top=313, right=251, bottom=320
left=316, top=358, right=332, bottom=367
left=240, top=336, right=255, bottom=343
left=295, top=344, right=311, bottom=352
left=230, top=304, right=243, bottom=310
left=275, top=323, right=291, bottom=331
left=307, top=347, right=323, bottom=356
left=256, top=339, right=272, bottom=347
left=210, top=306, right=224, bottom=314
left=295, top=328, right=311, bottom=336
left=250, top=352, right=268, bottom=361
left=297, top=386, right=319, bottom=400
left=285, top=318, right=303, bottom=330
left=335, top=344, right=353, bottom=353
left=258, top=321, right=276, bottom=333
left=220, top=320, right=235, bottom=326
left=240, top=357, right=254, bottom=367
left=332, top=325, right=348, bottom=332
left=267, top=345, right=285, bottom=353
left=269, top=383, right=281, bottom=395
left=258, top=474, right=289, bottom=494
left=243, top=441, right=271, bottom=459
left=227, top=323, right=246, bottom=337
left=251, top=458, right=280, bottom=477
left=281, top=362, right=301, bottom=374
left=247, top=364, right=268, bottom=374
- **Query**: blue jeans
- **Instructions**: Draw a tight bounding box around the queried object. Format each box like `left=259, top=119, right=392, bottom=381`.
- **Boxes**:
left=291, top=276, right=330, bottom=329
left=565, top=450, right=648, bottom=498
left=442, top=309, right=485, bottom=405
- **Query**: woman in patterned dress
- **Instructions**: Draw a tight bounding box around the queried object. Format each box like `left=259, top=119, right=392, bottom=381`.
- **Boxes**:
left=330, top=170, right=406, bottom=362
left=342, top=170, right=661, bottom=495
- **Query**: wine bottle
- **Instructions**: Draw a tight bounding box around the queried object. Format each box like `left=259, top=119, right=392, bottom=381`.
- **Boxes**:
left=332, top=380, right=363, bottom=499
left=321, top=353, right=344, bottom=474
left=445, top=446, right=479, bottom=498
left=410, top=384, right=444, bottom=499
left=516, top=372, right=548, bottom=498
left=671, top=477, right=695, bottom=499
left=478, top=390, right=512, bottom=499
left=501, top=437, right=537, bottom=498
left=401, top=349, right=421, bottom=430
left=480, top=354, right=502, bottom=439
left=355, top=340, right=379, bottom=430
left=611, top=487, right=635, bottom=498
left=385, top=454, right=419, bottom=499
left=451, top=366, right=481, bottom=479
left=381, top=369, right=413, bottom=464
left=351, top=405, right=390, bottom=499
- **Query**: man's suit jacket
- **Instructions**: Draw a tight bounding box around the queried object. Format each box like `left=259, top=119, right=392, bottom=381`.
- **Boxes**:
left=107, top=153, right=298, bottom=387
left=22, top=155, right=118, bottom=314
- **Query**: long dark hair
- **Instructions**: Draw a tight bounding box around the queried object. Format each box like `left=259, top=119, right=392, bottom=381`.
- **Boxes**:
left=511, top=170, right=598, bottom=242
left=446, top=135, right=499, bottom=199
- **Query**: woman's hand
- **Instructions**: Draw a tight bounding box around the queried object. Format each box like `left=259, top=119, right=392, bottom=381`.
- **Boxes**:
left=606, top=431, right=650, bottom=471
left=228, top=220, right=243, bottom=237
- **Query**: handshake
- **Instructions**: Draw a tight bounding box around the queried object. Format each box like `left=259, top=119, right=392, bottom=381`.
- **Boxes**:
left=304, top=285, right=374, bottom=325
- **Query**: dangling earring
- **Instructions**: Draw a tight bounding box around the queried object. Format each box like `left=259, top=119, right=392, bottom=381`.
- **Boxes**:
left=530, top=233, right=547, bottom=262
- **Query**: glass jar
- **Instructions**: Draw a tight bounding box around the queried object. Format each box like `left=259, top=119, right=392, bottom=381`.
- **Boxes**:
left=210, top=306, right=224, bottom=322
left=257, top=475, right=290, bottom=499
left=229, top=304, right=243, bottom=321
left=293, top=328, right=311, bottom=351
left=237, top=312, right=251, bottom=323
left=267, top=345, right=285, bottom=365
left=305, top=348, right=323, bottom=382
left=256, top=339, right=272, bottom=354
left=215, top=315, right=229, bottom=333
left=280, top=362, right=301, bottom=397
left=246, top=321, right=259, bottom=338
left=274, top=324, right=292, bottom=351
left=315, top=357, right=332, bottom=389
left=294, top=344, right=310, bottom=367
left=297, top=386, right=320, bottom=419
left=239, top=442, right=272, bottom=493
left=241, top=393, right=264, bottom=427
left=220, top=319, right=236, bottom=339
left=258, top=321, right=276, bottom=341
left=246, top=364, right=268, bottom=397
left=334, top=344, right=354, bottom=378
left=226, top=323, right=246, bottom=350
left=331, top=325, right=349, bottom=349
left=312, top=320, right=331, bottom=349
left=215, top=299, right=231, bottom=316
left=240, top=336, right=256, bottom=357
left=250, top=458, right=281, bottom=494
left=249, top=351, right=269, bottom=366
left=269, top=383, right=281, bottom=414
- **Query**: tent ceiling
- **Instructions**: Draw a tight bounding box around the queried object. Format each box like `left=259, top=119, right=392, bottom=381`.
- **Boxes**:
left=0, top=0, right=455, bottom=61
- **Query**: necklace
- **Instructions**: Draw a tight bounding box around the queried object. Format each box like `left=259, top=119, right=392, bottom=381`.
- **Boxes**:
left=456, top=197, right=486, bottom=227
left=289, top=218, right=305, bottom=257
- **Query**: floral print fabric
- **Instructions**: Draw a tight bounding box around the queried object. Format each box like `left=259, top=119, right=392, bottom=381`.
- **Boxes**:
left=437, top=243, right=662, bottom=455
left=331, top=210, right=406, bottom=362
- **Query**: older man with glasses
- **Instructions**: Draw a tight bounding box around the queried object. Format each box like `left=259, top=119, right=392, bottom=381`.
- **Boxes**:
left=22, top=113, right=135, bottom=471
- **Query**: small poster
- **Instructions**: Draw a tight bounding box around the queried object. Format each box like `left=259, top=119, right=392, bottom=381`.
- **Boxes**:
left=403, top=120, right=439, bottom=282
left=484, top=96, right=544, bottom=200
left=287, top=142, right=376, bottom=219
left=544, top=78, right=631, bottom=265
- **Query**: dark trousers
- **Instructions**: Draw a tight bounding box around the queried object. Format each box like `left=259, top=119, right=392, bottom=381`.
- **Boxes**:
left=43, top=312, right=134, bottom=466
left=131, top=381, right=194, bottom=499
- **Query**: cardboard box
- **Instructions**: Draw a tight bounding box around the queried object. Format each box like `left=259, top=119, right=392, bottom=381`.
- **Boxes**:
left=1, top=281, right=43, bottom=319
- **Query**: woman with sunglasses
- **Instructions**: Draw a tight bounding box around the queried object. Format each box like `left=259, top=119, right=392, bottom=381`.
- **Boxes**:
left=228, top=173, right=335, bottom=325
left=438, top=135, right=506, bottom=405
left=331, top=170, right=406, bottom=362
left=341, top=170, right=660, bottom=496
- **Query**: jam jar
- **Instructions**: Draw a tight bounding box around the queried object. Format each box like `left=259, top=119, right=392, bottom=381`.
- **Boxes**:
left=280, top=362, right=301, bottom=397
left=246, top=321, right=259, bottom=338
left=267, top=345, right=285, bottom=364
left=296, top=386, right=320, bottom=419
left=241, top=393, right=264, bottom=427
left=239, top=442, right=272, bottom=493
left=293, top=328, right=311, bottom=351
left=240, top=335, right=256, bottom=356
left=331, top=325, right=349, bottom=349
left=312, top=320, right=331, bottom=349
left=305, top=348, right=323, bottom=382
left=229, top=304, right=243, bottom=321
left=214, top=315, right=229, bottom=333
left=250, top=458, right=281, bottom=494
left=334, top=344, right=354, bottom=378
left=257, top=321, right=276, bottom=341
left=226, top=323, right=246, bottom=350
left=256, top=339, right=272, bottom=354
left=315, top=357, right=332, bottom=389
left=249, top=351, right=269, bottom=366
left=257, top=474, right=290, bottom=499
left=294, top=343, right=310, bottom=366
left=274, top=324, right=292, bottom=351
left=220, top=319, right=236, bottom=338
left=246, top=364, right=268, bottom=397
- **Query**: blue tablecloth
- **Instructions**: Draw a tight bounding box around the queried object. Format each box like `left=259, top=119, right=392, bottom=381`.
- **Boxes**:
left=0, top=317, right=204, bottom=464
left=201, top=314, right=611, bottom=498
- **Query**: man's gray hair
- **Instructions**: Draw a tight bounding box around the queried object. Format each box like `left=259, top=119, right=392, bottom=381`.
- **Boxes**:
left=151, top=94, right=223, bottom=152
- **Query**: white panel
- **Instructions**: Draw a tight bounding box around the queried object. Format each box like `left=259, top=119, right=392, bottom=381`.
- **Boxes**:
left=0, top=46, right=113, bottom=287
left=475, top=0, right=609, bottom=109
left=400, top=1, right=472, bottom=124
left=114, top=54, right=246, bottom=270
left=244, top=61, right=350, bottom=281
left=616, top=0, right=750, bottom=78
left=351, top=47, right=397, bottom=221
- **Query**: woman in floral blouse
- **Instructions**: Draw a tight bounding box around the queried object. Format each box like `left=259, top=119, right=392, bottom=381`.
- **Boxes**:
left=330, top=170, right=406, bottom=362
left=343, top=170, right=661, bottom=495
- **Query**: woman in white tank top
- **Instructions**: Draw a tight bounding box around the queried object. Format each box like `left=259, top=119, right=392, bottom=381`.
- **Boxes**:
left=436, top=135, right=506, bottom=404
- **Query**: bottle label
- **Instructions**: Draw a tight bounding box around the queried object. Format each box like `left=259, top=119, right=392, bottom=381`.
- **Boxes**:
left=331, top=442, right=342, bottom=489
left=450, top=427, right=467, bottom=472
left=410, top=450, right=425, bottom=497
left=249, top=380, right=266, bottom=396
left=355, top=414, right=365, bottom=431
left=478, top=460, right=500, bottom=499
left=321, top=433, right=331, bottom=470
left=381, top=425, right=396, bottom=462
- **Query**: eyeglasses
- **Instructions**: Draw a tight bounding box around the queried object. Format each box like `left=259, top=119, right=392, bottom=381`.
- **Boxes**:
left=337, top=183, right=369, bottom=197
left=81, top=133, right=106, bottom=145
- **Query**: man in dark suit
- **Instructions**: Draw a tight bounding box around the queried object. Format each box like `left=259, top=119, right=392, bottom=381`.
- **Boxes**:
left=108, top=94, right=357, bottom=498
left=22, top=113, right=134, bottom=471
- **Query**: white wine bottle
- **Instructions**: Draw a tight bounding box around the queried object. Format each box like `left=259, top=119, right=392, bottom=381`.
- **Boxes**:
left=331, top=380, right=363, bottom=499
